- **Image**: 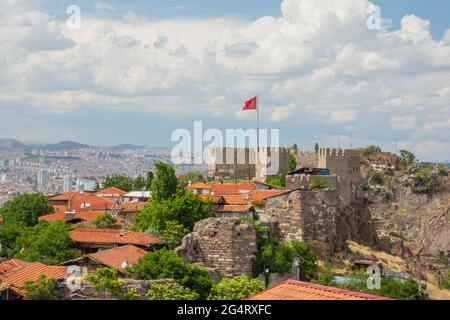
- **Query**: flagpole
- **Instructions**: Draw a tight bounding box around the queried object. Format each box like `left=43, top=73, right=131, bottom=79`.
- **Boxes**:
left=256, top=94, right=260, bottom=178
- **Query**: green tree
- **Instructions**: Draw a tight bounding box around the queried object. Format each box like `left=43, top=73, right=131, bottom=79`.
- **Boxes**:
left=151, top=162, right=178, bottom=201
left=400, top=150, right=416, bottom=167
left=266, top=174, right=286, bottom=187
left=147, top=282, right=199, bottom=300
left=363, top=145, right=381, bottom=158
left=288, top=153, right=297, bottom=172
left=0, top=223, right=25, bottom=254
left=127, top=248, right=214, bottom=299
left=291, top=241, right=317, bottom=281
left=414, top=165, right=433, bottom=193
left=159, top=220, right=190, bottom=249
left=315, top=142, right=319, bottom=153
left=87, top=268, right=124, bottom=298
left=0, top=193, right=53, bottom=227
left=369, top=171, right=384, bottom=185
left=313, top=263, right=334, bottom=286
left=208, top=275, right=264, bottom=300
left=92, top=213, right=117, bottom=229
left=136, top=191, right=211, bottom=233
left=13, top=221, right=81, bottom=265
left=103, top=175, right=134, bottom=192
left=133, top=176, right=146, bottom=191
left=22, top=275, right=60, bottom=300
left=436, top=164, right=448, bottom=176
left=145, top=171, right=154, bottom=191
left=178, top=172, right=205, bottom=188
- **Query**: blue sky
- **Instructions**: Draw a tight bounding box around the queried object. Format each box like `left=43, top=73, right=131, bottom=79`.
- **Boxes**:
left=1, top=0, right=449, bottom=160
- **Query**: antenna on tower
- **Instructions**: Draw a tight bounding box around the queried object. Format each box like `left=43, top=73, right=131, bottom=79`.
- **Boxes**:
left=349, top=133, right=353, bottom=150
left=338, top=136, right=341, bottom=149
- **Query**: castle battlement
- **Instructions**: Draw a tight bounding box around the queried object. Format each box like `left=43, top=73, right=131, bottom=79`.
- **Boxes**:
left=296, top=150, right=317, bottom=156
left=319, top=148, right=360, bottom=158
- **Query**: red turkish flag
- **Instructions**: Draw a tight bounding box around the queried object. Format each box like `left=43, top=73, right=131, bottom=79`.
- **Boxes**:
left=242, top=96, right=257, bottom=111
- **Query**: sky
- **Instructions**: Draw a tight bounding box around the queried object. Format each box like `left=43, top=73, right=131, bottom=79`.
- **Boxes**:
left=0, top=0, right=449, bottom=161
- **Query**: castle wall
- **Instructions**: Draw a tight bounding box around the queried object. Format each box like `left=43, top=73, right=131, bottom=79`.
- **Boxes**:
left=285, top=174, right=339, bottom=191
left=294, top=151, right=318, bottom=169
left=175, top=218, right=257, bottom=278
left=261, top=190, right=340, bottom=249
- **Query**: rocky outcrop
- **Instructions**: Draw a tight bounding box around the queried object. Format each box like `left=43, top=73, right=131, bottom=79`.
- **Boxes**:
left=175, top=218, right=257, bottom=278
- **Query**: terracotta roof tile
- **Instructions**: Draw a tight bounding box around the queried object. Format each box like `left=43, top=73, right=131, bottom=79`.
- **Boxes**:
left=216, top=204, right=254, bottom=213
left=197, top=194, right=224, bottom=204
left=186, top=182, right=211, bottom=189
left=0, top=259, right=32, bottom=275
left=50, top=192, right=116, bottom=212
left=95, top=187, right=127, bottom=197
left=38, top=211, right=104, bottom=222
left=222, top=195, right=247, bottom=205
left=118, top=202, right=147, bottom=213
left=87, top=245, right=147, bottom=272
left=69, top=228, right=162, bottom=247
left=248, top=280, right=394, bottom=300
left=249, top=190, right=291, bottom=203
left=210, top=183, right=255, bottom=195
left=0, top=262, right=66, bottom=296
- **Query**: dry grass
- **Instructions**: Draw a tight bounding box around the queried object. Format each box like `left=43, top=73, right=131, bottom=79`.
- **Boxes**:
left=347, top=241, right=407, bottom=273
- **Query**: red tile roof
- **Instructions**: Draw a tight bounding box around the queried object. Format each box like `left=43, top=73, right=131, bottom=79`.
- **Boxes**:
left=50, top=192, right=116, bottom=212
left=117, top=202, right=147, bottom=213
left=69, top=228, right=162, bottom=247
left=216, top=204, right=254, bottom=213
left=210, top=183, right=255, bottom=195
left=87, top=245, right=147, bottom=272
left=222, top=195, right=247, bottom=205
left=186, top=182, right=211, bottom=189
left=197, top=194, right=225, bottom=204
left=95, top=187, right=127, bottom=197
left=248, top=280, right=394, bottom=300
left=38, top=211, right=104, bottom=222
left=249, top=190, right=291, bottom=203
left=0, top=259, right=32, bottom=275
left=0, top=261, right=66, bottom=296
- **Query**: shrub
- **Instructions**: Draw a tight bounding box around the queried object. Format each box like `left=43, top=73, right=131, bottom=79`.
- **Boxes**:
left=23, top=275, right=60, bottom=300
left=127, top=248, right=214, bottom=299
left=440, top=271, right=450, bottom=290
left=369, top=171, right=383, bottom=185
left=208, top=275, right=264, bottom=300
left=310, top=177, right=328, bottom=190
left=92, top=213, right=117, bottom=229
left=313, top=263, right=334, bottom=286
left=436, top=164, right=448, bottom=177
left=360, top=180, right=369, bottom=191
left=86, top=268, right=124, bottom=298
left=147, top=283, right=199, bottom=300
left=122, top=288, right=140, bottom=300
left=414, top=165, right=433, bottom=193
left=363, top=145, right=381, bottom=158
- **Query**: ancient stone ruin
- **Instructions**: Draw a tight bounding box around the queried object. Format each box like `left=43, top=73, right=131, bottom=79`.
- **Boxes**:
left=175, top=217, right=257, bottom=278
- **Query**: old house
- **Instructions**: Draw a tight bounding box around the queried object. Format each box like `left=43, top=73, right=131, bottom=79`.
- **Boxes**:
left=69, top=228, right=162, bottom=253
left=95, top=187, right=127, bottom=202
left=38, top=211, right=104, bottom=224
left=0, top=260, right=66, bottom=300
left=49, top=192, right=117, bottom=213
left=248, top=279, right=393, bottom=300
left=60, top=245, right=147, bottom=274
left=123, top=191, right=151, bottom=203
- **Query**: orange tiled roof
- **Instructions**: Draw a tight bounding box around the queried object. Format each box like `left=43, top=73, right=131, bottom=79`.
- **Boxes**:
left=87, top=245, right=147, bottom=272
left=95, top=187, right=127, bottom=197
left=0, top=259, right=32, bottom=275
left=69, top=228, right=162, bottom=247
left=197, top=194, right=225, bottom=204
left=0, top=262, right=66, bottom=296
left=249, top=190, right=291, bottom=202
left=51, top=192, right=116, bottom=212
left=222, top=195, right=247, bottom=205
left=248, top=280, right=394, bottom=300
left=216, top=204, right=254, bottom=213
left=210, top=183, right=255, bottom=195
left=118, top=202, right=147, bottom=213
left=186, top=182, right=211, bottom=189
left=38, top=211, right=104, bottom=222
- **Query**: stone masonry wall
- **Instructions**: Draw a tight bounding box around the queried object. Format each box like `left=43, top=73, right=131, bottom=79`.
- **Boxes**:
left=175, top=218, right=257, bottom=278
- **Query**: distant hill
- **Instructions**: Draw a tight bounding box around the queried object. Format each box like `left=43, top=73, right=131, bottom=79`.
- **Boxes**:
left=111, top=144, right=143, bottom=150
left=43, top=141, right=90, bottom=150
left=0, top=139, right=32, bottom=152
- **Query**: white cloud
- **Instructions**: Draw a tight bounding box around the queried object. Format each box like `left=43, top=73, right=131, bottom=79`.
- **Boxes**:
left=0, top=0, right=449, bottom=160
left=390, top=115, right=416, bottom=130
